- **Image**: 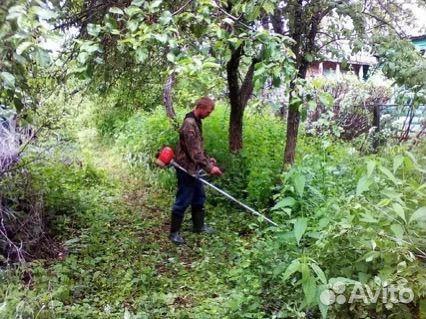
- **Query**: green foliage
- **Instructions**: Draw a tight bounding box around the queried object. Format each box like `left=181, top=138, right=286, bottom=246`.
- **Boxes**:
left=306, top=74, right=392, bottom=140
left=93, top=102, right=133, bottom=137
left=250, top=138, right=426, bottom=318
left=376, top=36, right=426, bottom=106
left=116, top=107, right=177, bottom=158
left=113, top=106, right=178, bottom=189
left=2, top=1, right=426, bottom=318
left=201, top=106, right=284, bottom=207
left=2, top=96, right=425, bottom=318
left=173, top=66, right=226, bottom=108
left=0, top=0, right=57, bottom=115
left=32, top=160, right=112, bottom=228
left=240, top=111, right=284, bottom=206
left=56, top=0, right=296, bottom=139
left=0, top=157, right=157, bottom=318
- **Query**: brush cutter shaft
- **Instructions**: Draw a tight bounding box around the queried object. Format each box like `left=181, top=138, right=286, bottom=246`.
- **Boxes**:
left=171, top=160, right=278, bottom=227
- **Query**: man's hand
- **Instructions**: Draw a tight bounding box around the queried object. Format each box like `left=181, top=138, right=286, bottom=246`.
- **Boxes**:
left=210, top=166, right=222, bottom=176
left=209, top=157, right=217, bottom=165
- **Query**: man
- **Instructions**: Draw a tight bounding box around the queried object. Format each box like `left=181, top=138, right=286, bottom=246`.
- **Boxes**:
left=169, top=96, right=222, bottom=245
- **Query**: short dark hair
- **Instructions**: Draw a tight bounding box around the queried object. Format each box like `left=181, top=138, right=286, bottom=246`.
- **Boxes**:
left=195, top=97, right=214, bottom=109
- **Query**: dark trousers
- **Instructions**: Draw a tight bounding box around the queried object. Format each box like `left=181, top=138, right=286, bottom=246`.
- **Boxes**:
left=172, top=168, right=205, bottom=217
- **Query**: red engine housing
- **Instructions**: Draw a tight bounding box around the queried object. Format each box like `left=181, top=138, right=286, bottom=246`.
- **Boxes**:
left=155, top=146, right=175, bottom=167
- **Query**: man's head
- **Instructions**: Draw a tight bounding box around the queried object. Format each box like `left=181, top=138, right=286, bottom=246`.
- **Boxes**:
left=193, top=97, right=215, bottom=119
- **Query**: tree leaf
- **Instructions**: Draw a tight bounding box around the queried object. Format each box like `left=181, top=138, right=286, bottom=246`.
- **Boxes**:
left=381, top=188, right=402, bottom=200
left=272, top=75, right=281, bottom=87
left=153, top=33, right=168, bottom=44
left=310, top=263, right=327, bottom=284
left=304, top=53, right=314, bottom=62
left=33, top=6, right=58, bottom=19
left=356, top=175, right=371, bottom=196
left=263, top=1, right=275, bottom=14
left=390, top=224, right=404, bottom=240
left=359, top=212, right=378, bottom=223
left=289, top=96, right=302, bottom=108
left=301, top=263, right=316, bottom=305
left=282, top=259, right=301, bottom=281
left=81, top=42, right=101, bottom=53
left=6, top=5, right=26, bottom=20
left=318, top=92, right=334, bottom=108
left=1, top=72, right=15, bottom=89
left=159, top=11, right=172, bottom=25
left=135, top=48, right=147, bottom=62
left=125, top=6, right=142, bottom=17
left=307, top=100, right=317, bottom=110
left=393, top=155, right=404, bottom=173
left=149, top=0, right=162, bottom=9
left=273, top=262, right=288, bottom=278
left=392, top=203, right=406, bottom=223
left=409, top=207, right=426, bottom=224
left=87, top=24, right=101, bottom=37
left=203, top=62, right=220, bottom=69
left=404, top=151, right=418, bottom=166
left=364, top=251, right=380, bottom=262
left=34, top=48, right=51, bottom=66
left=131, top=0, right=144, bottom=6
left=272, top=197, right=296, bottom=210
left=294, top=218, right=307, bottom=245
left=367, top=160, right=376, bottom=177
left=379, top=166, right=398, bottom=185
left=166, top=52, right=175, bottom=63
left=77, top=51, right=89, bottom=64
left=294, top=174, right=306, bottom=197
left=16, top=41, right=32, bottom=55
left=125, top=20, right=138, bottom=32
left=109, top=7, right=124, bottom=15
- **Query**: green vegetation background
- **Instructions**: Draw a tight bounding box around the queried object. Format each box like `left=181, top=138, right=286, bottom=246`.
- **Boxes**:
left=1, top=93, right=425, bottom=318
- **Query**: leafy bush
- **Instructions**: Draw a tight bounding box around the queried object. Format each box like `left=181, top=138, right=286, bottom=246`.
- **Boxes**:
left=92, top=100, right=134, bottom=137
left=0, top=144, right=115, bottom=264
left=0, top=155, right=144, bottom=318
left=221, top=139, right=426, bottom=318
left=306, top=74, right=392, bottom=140
left=0, top=168, right=48, bottom=264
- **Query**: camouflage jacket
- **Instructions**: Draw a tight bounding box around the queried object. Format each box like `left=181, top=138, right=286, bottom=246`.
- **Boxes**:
left=175, top=112, right=213, bottom=175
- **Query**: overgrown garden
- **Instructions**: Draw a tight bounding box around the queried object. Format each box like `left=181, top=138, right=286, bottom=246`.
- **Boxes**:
left=1, top=0, right=425, bottom=318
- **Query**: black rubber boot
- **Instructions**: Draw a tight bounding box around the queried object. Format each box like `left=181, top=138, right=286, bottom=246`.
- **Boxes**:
left=191, top=206, right=214, bottom=234
left=169, top=214, right=185, bottom=245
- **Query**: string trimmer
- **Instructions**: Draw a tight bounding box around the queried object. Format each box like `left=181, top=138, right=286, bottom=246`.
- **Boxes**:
left=155, top=146, right=278, bottom=227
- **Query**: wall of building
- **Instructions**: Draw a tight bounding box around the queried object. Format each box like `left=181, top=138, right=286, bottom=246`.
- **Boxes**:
left=306, top=61, right=369, bottom=79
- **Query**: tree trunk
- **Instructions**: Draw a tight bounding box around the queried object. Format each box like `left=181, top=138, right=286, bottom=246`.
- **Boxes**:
left=399, top=105, right=415, bottom=142
left=372, top=104, right=381, bottom=151
left=229, top=104, right=244, bottom=152
left=284, top=105, right=301, bottom=165
left=227, top=45, right=243, bottom=152
left=226, top=44, right=258, bottom=153
left=284, top=58, right=308, bottom=165
left=279, top=5, right=323, bottom=166
left=163, top=71, right=176, bottom=119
